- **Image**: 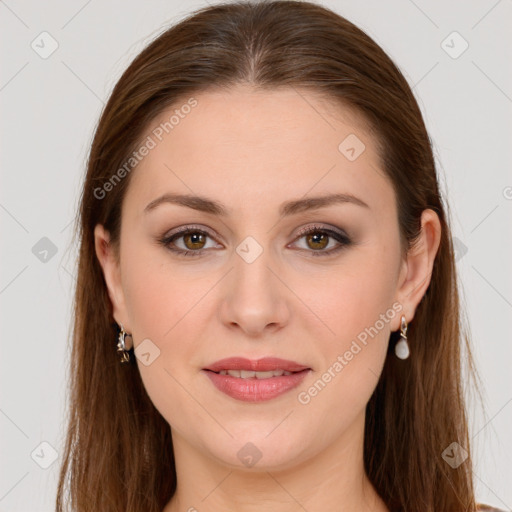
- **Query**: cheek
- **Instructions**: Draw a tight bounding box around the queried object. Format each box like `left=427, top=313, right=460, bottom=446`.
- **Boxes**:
left=120, top=248, right=210, bottom=429
left=121, top=241, right=208, bottom=340
left=296, top=250, right=398, bottom=344
left=294, top=289, right=393, bottom=435
left=120, top=244, right=214, bottom=371
left=297, top=250, right=397, bottom=399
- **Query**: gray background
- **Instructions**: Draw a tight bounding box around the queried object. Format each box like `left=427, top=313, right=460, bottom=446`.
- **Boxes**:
left=1, top=0, right=511, bottom=510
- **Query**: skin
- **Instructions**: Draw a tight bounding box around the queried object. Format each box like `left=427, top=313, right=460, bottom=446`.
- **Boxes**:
left=94, top=84, right=441, bottom=512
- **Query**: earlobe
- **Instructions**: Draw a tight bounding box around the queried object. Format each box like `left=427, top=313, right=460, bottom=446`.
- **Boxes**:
left=395, top=209, right=442, bottom=327
left=93, top=224, right=130, bottom=331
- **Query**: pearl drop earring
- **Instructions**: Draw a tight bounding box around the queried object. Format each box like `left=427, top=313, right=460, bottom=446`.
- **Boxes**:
left=395, top=315, right=410, bottom=360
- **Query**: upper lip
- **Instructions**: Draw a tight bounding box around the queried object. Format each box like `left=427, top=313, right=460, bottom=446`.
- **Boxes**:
left=203, top=357, right=310, bottom=373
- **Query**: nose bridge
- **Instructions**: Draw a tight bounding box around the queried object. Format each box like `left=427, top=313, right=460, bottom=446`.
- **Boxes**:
left=233, top=234, right=278, bottom=303
left=219, top=233, right=289, bottom=334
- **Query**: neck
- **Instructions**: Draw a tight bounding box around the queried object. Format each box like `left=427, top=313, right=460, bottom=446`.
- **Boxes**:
left=163, top=411, right=389, bottom=512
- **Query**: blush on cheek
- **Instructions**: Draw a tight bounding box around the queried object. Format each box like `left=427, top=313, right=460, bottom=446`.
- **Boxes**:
left=123, top=261, right=194, bottom=337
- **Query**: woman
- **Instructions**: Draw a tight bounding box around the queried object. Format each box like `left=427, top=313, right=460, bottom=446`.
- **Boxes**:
left=55, top=1, right=506, bottom=511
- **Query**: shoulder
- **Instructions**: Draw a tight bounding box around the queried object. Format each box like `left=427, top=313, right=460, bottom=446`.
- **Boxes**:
left=476, top=503, right=509, bottom=512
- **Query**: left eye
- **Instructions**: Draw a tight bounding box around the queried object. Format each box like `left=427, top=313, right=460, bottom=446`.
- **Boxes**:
left=290, top=226, right=351, bottom=257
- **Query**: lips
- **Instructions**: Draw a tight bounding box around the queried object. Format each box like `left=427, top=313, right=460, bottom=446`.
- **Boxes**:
left=202, top=357, right=312, bottom=402
left=203, top=357, right=311, bottom=373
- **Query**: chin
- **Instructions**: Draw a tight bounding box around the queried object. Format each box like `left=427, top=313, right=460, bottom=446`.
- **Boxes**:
left=203, top=430, right=313, bottom=472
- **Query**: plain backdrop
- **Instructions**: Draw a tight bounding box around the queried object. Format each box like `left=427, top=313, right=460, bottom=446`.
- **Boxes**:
left=1, top=1, right=511, bottom=510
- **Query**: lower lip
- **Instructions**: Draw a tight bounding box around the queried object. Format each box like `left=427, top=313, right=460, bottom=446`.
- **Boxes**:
left=203, top=369, right=310, bottom=402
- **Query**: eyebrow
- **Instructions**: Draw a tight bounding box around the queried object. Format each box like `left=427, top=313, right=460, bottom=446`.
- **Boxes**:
left=143, top=192, right=370, bottom=217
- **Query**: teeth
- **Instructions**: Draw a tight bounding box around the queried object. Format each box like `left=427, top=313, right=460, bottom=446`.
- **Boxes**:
left=218, top=369, right=293, bottom=378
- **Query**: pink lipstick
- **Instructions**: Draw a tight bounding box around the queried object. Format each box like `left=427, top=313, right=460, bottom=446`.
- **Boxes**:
left=202, top=357, right=311, bottom=402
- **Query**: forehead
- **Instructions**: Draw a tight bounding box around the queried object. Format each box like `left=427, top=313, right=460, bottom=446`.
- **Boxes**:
left=125, top=85, right=394, bottom=218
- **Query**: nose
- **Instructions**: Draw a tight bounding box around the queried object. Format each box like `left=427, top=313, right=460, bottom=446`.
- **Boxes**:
left=218, top=246, right=290, bottom=338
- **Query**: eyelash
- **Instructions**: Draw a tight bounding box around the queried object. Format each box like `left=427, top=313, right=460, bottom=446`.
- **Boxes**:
left=158, top=224, right=352, bottom=258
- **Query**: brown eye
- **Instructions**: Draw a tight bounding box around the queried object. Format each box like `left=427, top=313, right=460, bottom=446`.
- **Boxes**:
left=292, top=225, right=352, bottom=257
left=159, top=226, right=220, bottom=257
left=305, top=232, right=329, bottom=251
left=183, top=232, right=207, bottom=250
left=159, top=224, right=351, bottom=259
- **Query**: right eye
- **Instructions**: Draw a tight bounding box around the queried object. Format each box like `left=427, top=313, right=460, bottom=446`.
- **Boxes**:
left=159, top=225, right=221, bottom=257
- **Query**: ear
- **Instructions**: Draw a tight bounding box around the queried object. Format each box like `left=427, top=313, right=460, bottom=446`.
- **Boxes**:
left=394, top=208, right=442, bottom=329
left=94, top=224, right=133, bottom=348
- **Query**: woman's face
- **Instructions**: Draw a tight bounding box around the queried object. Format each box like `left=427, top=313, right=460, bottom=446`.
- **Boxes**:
left=96, top=84, right=418, bottom=470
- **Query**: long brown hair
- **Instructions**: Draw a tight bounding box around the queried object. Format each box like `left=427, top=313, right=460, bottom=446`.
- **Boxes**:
left=56, top=1, right=484, bottom=510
